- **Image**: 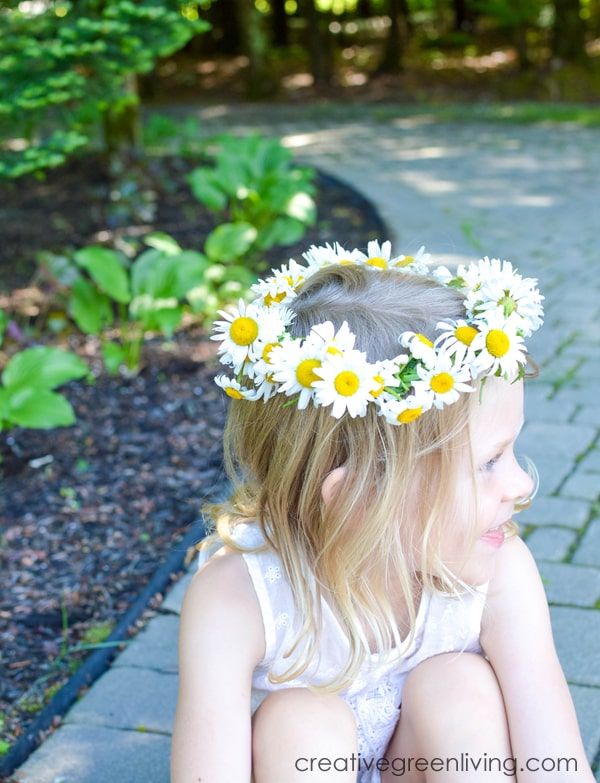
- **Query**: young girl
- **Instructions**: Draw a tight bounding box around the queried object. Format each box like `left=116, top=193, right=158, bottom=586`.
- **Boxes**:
left=171, top=242, right=595, bottom=783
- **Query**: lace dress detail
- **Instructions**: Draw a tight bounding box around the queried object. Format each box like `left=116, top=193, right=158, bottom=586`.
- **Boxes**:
left=197, top=522, right=489, bottom=783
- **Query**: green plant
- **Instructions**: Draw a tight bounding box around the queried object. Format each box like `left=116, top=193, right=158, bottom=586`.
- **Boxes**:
left=188, top=134, right=316, bottom=271
left=0, top=0, right=209, bottom=179
left=43, top=230, right=262, bottom=370
left=44, top=232, right=210, bottom=374
left=0, top=346, right=90, bottom=432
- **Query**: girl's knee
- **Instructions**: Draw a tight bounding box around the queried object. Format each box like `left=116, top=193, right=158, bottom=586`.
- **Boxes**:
left=402, top=652, right=504, bottom=728
left=252, top=688, right=358, bottom=781
left=253, top=686, right=357, bottom=741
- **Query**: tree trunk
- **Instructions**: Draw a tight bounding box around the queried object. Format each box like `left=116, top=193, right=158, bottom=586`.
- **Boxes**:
left=452, top=0, right=475, bottom=32
left=552, top=0, right=588, bottom=62
left=213, top=0, right=242, bottom=55
left=514, top=25, right=532, bottom=70
left=234, top=0, right=278, bottom=98
left=271, top=0, right=289, bottom=47
left=376, top=0, right=405, bottom=74
left=299, top=0, right=333, bottom=87
left=102, top=73, right=142, bottom=156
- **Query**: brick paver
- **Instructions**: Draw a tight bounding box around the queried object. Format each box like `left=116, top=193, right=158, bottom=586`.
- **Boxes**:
left=14, top=105, right=600, bottom=782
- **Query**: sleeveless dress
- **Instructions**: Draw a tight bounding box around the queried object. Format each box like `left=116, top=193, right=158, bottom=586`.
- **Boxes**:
left=196, top=522, right=489, bottom=783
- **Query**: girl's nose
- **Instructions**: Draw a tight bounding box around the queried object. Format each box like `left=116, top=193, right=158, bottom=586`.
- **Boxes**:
left=508, top=453, right=535, bottom=502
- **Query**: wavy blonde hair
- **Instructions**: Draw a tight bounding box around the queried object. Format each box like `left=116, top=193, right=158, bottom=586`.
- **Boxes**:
left=199, top=264, right=539, bottom=692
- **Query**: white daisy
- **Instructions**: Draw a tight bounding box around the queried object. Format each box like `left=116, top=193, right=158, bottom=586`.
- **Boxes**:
left=469, top=310, right=528, bottom=381
left=413, top=349, right=475, bottom=410
left=361, top=239, right=394, bottom=270
left=433, top=318, right=479, bottom=365
left=377, top=390, right=433, bottom=426
left=437, top=260, right=483, bottom=292
left=369, top=356, right=409, bottom=399
left=269, top=337, right=324, bottom=410
left=308, top=320, right=356, bottom=359
left=214, top=374, right=257, bottom=401
left=464, top=259, right=544, bottom=337
left=211, top=299, right=285, bottom=373
left=250, top=258, right=309, bottom=307
left=311, top=349, right=377, bottom=418
left=391, top=246, right=432, bottom=276
left=302, top=242, right=364, bottom=272
left=431, top=265, right=455, bottom=286
left=399, top=331, right=437, bottom=366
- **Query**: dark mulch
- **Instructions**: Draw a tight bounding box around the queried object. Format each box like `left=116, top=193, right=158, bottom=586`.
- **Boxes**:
left=0, top=152, right=387, bottom=756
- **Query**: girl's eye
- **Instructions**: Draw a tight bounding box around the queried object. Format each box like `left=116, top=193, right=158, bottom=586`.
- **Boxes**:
left=483, top=452, right=502, bottom=471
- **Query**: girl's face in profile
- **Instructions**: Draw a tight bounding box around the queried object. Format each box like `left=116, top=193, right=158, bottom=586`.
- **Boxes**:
left=442, top=377, right=534, bottom=586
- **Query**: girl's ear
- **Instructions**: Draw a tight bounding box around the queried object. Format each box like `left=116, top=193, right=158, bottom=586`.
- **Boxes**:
left=321, top=466, right=347, bottom=507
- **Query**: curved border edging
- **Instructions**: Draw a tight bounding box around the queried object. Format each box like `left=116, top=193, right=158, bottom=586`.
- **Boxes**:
left=0, top=491, right=218, bottom=778
left=1, top=172, right=389, bottom=777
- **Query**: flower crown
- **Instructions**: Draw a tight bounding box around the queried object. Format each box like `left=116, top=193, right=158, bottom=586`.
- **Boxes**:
left=210, top=241, right=544, bottom=425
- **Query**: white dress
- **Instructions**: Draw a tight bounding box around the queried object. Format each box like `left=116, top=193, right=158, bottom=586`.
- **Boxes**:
left=197, top=522, right=489, bottom=783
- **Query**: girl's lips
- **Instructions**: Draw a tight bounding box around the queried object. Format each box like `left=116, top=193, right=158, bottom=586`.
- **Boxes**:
left=480, top=526, right=506, bottom=548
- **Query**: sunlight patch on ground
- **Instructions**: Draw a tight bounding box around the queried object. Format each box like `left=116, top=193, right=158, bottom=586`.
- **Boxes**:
left=399, top=171, right=459, bottom=194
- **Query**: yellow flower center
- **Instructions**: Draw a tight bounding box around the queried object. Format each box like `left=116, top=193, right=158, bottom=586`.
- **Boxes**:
left=370, top=374, right=385, bottom=397
left=326, top=345, right=343, bottom=356
left=486, top=329, right=510, bottom=357
left=455, top=325, right=478, bottom=345
left=416, top=333, right=433, bottom=348
left=430, top=372, right=454, bottom=394
left=225, top=386, right=244, bottom=399
left=230, top=317, right=259, bottom=346
left=263, top=291, right=286, bottom=307
left=296, top=359, right=322, bottom=388
left=397, top=406, right=423, bottom=424
left=262, top=342, right=279, bottom=363
left=334, top=370, right=360, bottom=396
left=366, top=256, right=388, bottom=269
left=393, top=255, right=414, bottom=267
left=266, top=372, right=275, bottom=383
left=338, top=258, right=355, bottom=266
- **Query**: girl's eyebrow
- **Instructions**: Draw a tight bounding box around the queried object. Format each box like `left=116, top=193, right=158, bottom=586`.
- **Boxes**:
left=490, top=418, right=525, bottom=452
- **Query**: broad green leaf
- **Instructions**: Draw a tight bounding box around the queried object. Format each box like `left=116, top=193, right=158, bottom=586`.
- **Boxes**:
left=173, top=251, right=209, bottom=298
left=186, top=284, right=209, bottom=313
left=188, top=168, right=227, bottom=211
left=2, top=347, right=89, bottom=391
left=151, top=306, right=183, bottom=338
left=0, top=388, right=9, bottom=425
left=284, top=192, right=316, bottom=225
left=129, top=296, right=181, bottom=336
left=7, top=387, right=76, bottom=429
left=143, top=232, right=182, bottom=256
left=69, top=278, right=113, bottom=334
left=131, top=249, right=178, bottom=298
left=101, top=341, right=126, bottom=375
left=74, top=247, right=131, bottom=304
left=0, top=309, right=8, bottom=346
left=205, top=223, right=257, bottom=262
left=221, top=264, right=256, bottom=286
left=255, top=216, right=306, bottom=251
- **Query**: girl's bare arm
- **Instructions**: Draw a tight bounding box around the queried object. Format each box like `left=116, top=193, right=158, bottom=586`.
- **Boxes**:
left=480, top=535, right=595, bottom=782
left=171, top=551, right=265, bottom=783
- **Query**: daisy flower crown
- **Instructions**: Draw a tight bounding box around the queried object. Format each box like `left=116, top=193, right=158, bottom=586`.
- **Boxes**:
left=210, top=241, right=544, bottom=426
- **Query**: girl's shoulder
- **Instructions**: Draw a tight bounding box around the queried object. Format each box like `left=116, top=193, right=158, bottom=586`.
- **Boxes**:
left=197, top=521, right=293, bottom=668
left=185, top=540, right=266, bottom=669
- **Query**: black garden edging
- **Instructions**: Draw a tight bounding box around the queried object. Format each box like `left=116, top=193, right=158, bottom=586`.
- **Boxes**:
left=1, top=170, right=390, bottom=777
left=0, top=480, right=229, bottom=779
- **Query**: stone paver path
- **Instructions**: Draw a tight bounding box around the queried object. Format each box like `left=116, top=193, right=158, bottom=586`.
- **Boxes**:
left=14, top=105, right=600, bottom=782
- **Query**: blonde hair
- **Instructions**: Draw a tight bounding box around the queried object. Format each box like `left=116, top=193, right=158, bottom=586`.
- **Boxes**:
left=199, top=264, right=539, bottom=692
